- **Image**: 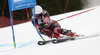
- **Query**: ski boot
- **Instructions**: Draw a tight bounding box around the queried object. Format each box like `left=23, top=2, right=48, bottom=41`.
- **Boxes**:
left=61, top=29, right=80, bottom=39
left=51, top=33, right=63, bottom=39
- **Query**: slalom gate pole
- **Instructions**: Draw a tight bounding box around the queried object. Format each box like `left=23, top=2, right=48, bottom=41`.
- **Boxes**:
left=8, top=0, right=16, bottom=48
left=26, top=8, right=30, bottom=21
left=56, top=8, right=95, bottom=22
left=8, top=0, right=36, bottom=48
left=9, top=11, right=16, bottom=48
left=33, top=7, right=45, bottom=41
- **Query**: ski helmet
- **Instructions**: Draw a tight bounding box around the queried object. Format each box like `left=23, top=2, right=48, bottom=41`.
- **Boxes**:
left=35, top=5, right=43, bottom=14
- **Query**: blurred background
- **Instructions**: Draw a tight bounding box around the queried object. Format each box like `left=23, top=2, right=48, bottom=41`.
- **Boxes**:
left=0, top=0, right=100, bottom=28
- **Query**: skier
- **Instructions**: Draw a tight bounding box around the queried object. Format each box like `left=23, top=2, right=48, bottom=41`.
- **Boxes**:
left=31, top=5, right=78, bottom=39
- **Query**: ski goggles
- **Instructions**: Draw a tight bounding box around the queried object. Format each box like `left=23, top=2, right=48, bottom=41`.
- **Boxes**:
left=35, top=13, right=43, bottom=18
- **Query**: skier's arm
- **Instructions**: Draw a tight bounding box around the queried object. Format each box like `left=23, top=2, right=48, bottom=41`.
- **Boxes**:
left=43, top=17, right=50, bottom=24
left=42, top=10, right=51, bottom=24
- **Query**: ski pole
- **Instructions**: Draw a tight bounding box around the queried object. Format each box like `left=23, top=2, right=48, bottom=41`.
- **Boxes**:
left=46, top=8, right=95, bottom=25
left=55, top=8, right=95, bottom=22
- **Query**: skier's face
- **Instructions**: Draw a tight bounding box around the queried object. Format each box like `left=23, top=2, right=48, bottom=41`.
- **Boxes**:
left=36, top=16, right=42, bottom=19
left=35, top=13, right=42, bottom=19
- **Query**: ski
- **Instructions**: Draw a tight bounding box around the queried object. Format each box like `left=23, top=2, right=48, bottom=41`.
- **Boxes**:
left=38, top=40, right=52, bottom=45
left=38, top=34, right=84, bottom=45
left=52, top=37, right=75, bottom=44
left=38, top=37, right=75, bottom=45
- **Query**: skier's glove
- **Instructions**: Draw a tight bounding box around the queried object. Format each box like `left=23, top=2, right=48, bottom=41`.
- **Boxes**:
left=38, top=22, right=47, bottom=32
left=39, top=22, right=46, bottom=28
left=38, top=26, right=44, bottom=32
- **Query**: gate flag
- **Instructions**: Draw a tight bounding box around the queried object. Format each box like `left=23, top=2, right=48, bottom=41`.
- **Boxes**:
left=8, top=0, right=36, bottom=48
left=9, top=0, right=36, bottom=11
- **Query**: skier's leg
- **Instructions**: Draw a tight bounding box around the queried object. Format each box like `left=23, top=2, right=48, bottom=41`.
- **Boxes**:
left=43, top=28, right=53, bottom=38
left=48, top=22, right=62, bottom=38
left=43, top=28, right=62, bottom=38
left=51, top=22, right=76, bottom=37
left=51, top=33, right=62, bottom=38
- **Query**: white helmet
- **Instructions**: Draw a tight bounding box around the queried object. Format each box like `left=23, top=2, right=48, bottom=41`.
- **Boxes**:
left=35, top=5, right=43, bottom=14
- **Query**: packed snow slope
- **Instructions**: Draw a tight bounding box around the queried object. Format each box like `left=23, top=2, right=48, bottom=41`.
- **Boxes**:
left=0, top=6, right=100, bottom=55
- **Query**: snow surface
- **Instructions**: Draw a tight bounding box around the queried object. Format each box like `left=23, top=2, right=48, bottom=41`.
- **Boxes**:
left=0, top=6, right=100, bottom=55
